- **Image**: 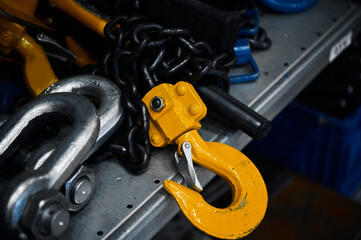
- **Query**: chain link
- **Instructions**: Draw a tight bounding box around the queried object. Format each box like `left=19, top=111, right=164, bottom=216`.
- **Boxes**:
left=95, top=14, right=235, bottom=172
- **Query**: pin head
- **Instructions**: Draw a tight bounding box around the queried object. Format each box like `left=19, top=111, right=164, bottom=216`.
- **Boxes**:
left=150, top=96, right=165, bottom=111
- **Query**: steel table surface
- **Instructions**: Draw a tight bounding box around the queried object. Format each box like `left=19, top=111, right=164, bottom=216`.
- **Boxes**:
left=61, top=1, right=361, bottom=239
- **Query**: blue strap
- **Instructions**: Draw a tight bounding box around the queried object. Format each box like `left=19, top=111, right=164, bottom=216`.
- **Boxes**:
left=238, top=10, right=260, bottom=37
left=230, top=38, right=260, bottom=83
left=259, top=0, right=319, bottom=13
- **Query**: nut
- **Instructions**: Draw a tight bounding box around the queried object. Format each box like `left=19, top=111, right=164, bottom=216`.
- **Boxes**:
left=64, top=165, right=95, bottom=212
left=150, top=96, right=165, bottom=111
left=70, top=177, right=93, bottom=205
left=20, top=189, right=69, bottom=240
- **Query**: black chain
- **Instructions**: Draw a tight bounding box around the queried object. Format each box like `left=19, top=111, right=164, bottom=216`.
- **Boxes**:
left=248, top=27, right=272, bottom=50
left=95, top=14, right=235, bottom=173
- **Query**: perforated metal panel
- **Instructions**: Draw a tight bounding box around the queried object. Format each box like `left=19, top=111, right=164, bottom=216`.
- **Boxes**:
left=61, top=1, right=361, bottom=239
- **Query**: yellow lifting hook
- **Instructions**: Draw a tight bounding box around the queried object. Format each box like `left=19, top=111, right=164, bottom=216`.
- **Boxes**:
left=0, top=2, right=98, bottom=96
left=142, top=82, right=268, bottom=239
left=0, top=15, right=58, bottom=96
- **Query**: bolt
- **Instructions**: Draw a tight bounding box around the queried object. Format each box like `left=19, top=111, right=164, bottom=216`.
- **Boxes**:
left=188, top=104, right=200, bottom=116
left=70, top=177, right=93, bottom=205
left=151, top=133, right=162, bottom=145
left=150, top=97, right=165, bottom=111
left=184, top=143, right=191, bottom=149
left=175, top=84, right=187, bottom=96
left=39, top=203, right=69, bottom=236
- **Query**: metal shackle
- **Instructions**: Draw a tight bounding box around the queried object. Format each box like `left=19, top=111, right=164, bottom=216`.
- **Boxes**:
left=0, top=93, right=100, bottom=238
left=41, top=74, right=123, bottom=156
left=0, top=115, right=9, bottom=127
left=26, top=75, right=122, bottom=214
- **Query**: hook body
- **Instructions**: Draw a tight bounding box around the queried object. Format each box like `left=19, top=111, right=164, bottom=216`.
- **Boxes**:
left=143, top=82, right=268, bottom=239
left=0, top=15, right=58, bottom=96
left=16, top=33, right=58, bottom=96
left=168, top=130, right=267, bottom=239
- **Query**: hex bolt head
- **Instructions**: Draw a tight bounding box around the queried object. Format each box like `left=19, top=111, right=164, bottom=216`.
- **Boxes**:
left=150, top=97, right=165, bottom=111
left=20, top=190, right=70, bottom=240
left=65, top=166, right=95, bottom=212
left=39, top=203, right=70, bottom=236
left=70, top=177, right=93, bottom=205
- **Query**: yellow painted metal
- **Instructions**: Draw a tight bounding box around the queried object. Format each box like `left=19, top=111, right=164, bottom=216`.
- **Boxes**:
left=142, top=82, right=268, bottom=239
left=143, top=82, right=207, bottom=147
left=1, top=0, right=107, bottom=36
left=49, top=0, right=108, bottom=37
left=65, top=36, right=98, bottom=68
left=0, top=15, right=26, bottom=55
left=0, top=13, right=57, bottom=96
left=15, top=33, right=58, bottom=96
left=0, top=0, right=53, bottom=31
left=171, top=130, right=268, bottom=239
